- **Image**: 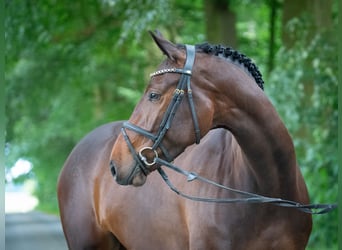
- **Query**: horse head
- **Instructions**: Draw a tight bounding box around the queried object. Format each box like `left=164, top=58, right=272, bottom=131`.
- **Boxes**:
left=110, top=31, right=264, bottom=186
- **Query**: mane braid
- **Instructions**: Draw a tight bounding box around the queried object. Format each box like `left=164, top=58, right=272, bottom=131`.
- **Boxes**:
left=194, top=43, right=264, bottom=90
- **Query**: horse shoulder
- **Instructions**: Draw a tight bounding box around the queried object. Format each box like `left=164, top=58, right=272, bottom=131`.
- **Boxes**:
left=58, top=121, right=125, bottom=249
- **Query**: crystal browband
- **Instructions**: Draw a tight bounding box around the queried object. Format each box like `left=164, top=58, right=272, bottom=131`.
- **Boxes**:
left=150, top=68, right=192, bottom=78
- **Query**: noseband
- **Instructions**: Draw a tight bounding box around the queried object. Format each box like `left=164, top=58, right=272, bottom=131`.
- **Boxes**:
left=113, top=45, right=200, bottom=179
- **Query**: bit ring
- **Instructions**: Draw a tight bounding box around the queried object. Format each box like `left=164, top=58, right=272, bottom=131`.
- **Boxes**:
left=138, top=147, right=158, bottom=166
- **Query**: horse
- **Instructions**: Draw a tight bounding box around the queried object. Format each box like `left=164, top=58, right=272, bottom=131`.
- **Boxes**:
left=58, top=32, right=312, bottom=249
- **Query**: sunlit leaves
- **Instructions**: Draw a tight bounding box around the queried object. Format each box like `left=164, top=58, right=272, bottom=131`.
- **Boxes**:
left=101, top=0, right=172, bottom=44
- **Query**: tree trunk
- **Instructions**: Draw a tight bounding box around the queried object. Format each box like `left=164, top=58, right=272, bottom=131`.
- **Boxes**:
left=282, top=0, right=333, bottom=48
left=267, top=0, right=279, bottom=73
left=204, top=0, right=237, bottom=48
left=281, top=0, right=335, bottom=143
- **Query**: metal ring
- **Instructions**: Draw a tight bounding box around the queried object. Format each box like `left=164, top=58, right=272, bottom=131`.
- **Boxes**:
left=138, top=146, right=158, bottom=166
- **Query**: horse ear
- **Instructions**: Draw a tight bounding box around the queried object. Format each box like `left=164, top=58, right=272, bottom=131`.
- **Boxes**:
left=154, top=29, right=164, bottom=38
left=149, top=30, right=183, bottom=62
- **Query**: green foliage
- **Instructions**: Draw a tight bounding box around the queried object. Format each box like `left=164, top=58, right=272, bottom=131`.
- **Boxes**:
left=266, top=19, right=338, bottom=249
left=5, top=0, right=155, bottom=208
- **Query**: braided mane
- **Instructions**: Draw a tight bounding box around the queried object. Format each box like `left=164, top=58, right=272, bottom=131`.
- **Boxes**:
left=194, top=43, right=264, bottom=90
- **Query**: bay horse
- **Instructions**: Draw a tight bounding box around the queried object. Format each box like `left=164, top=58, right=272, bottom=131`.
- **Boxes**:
left=58, top=32, right=312, bottom=249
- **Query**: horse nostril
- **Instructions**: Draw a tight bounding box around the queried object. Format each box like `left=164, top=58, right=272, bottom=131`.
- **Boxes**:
left=110, top=160, right=116, bottom=177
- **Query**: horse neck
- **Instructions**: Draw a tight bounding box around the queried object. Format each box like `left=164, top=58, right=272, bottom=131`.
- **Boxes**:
left=210, top=67, right=298, bottom=192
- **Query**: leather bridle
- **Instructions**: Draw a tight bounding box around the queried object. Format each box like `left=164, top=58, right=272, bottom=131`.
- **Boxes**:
left=115, top=45, right=200, bottom=179
left=109, top=44, right=337, bottom=214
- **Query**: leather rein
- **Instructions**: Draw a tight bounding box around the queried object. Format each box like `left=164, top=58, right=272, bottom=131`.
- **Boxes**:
left=116, top=45, right=337, bottom=214
left=155, top=158, right=337, bottom=214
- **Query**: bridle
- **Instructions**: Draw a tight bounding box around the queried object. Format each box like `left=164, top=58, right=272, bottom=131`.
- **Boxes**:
left=110, top=44, right=337, bottom=214
left=113, top=45, right=200, bottom=181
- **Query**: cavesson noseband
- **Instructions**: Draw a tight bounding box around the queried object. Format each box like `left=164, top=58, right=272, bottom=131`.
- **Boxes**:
left=113, top=45, right=200, bottom=179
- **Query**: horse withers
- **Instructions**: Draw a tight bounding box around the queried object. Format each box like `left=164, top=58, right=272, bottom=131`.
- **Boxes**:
left=58, top=32, right=312, bottom=249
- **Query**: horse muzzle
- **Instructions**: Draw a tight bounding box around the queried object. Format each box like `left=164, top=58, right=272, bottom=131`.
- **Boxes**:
left=110, top=159, right=148, bottom=186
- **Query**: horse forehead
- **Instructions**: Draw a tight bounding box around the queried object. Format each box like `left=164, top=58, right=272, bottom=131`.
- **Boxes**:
left=149, top=70, right=181, bottom=87
left=149, top=73, right=180, bottom=88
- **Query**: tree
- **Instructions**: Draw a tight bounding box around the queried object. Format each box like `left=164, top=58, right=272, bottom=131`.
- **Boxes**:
left=5, top=0, right=164, bottom=211
left=204, top=0, right=237, bottom=47
left=282, top=0, right=333, bottom=48
left=268, top=0, right=338, bottom=248
left=267, top=0, right=281, bottom=73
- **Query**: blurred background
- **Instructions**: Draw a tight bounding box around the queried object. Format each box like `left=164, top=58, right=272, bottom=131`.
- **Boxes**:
left=5, top=0, right=338, bottom=249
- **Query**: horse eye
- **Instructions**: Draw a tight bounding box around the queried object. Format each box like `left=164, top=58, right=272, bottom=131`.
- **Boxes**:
left=148, top=92, right=161, bottom=102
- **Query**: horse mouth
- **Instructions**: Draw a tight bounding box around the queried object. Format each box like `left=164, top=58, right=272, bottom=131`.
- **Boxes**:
left=130, top=169, right=147, bottom=186
left=112, top=161, right=147, bottom=187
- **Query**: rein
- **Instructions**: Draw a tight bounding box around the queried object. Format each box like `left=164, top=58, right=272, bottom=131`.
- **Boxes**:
left=155, top=158, right=337, bottom=214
